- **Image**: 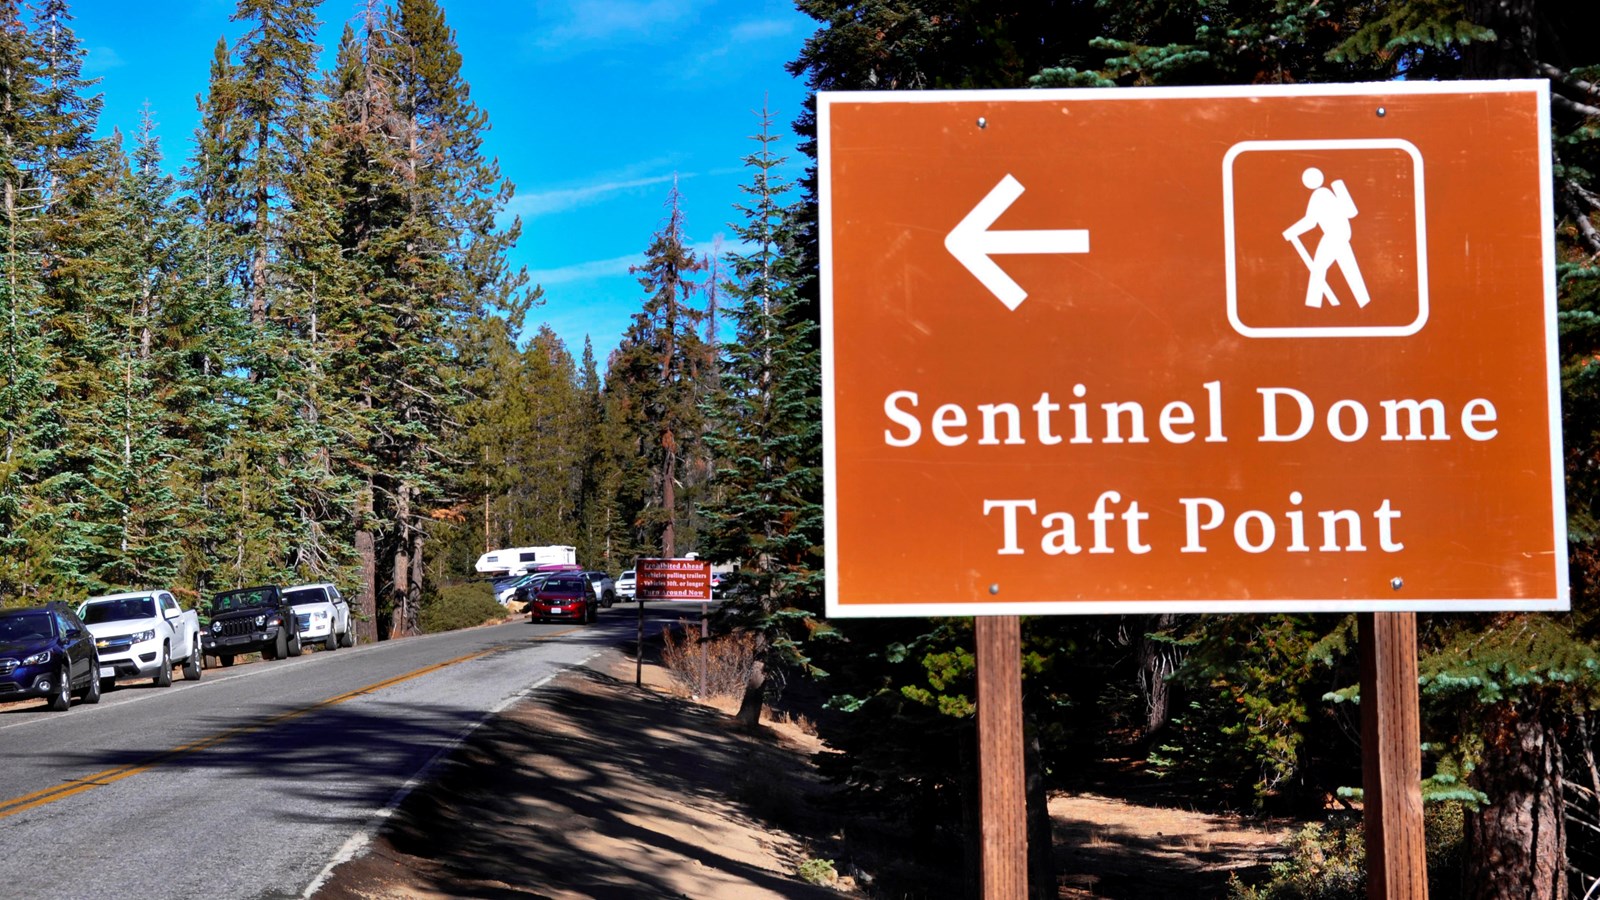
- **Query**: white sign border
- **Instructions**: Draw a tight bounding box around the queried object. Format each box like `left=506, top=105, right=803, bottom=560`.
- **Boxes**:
left=820, top=80, right=1567, bottom=618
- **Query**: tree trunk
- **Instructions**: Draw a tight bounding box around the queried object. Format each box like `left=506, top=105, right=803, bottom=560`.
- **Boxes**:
left=1136, top=613, right=1180, bottom=740
left=1463, top=0, right=1537, bottom=79
left=355, top=525, right=378, bottom=643
left=958, top=729, right=982, bottom=899
left=409, top=526, right=425, bottom=631
left=1024, top=713, right=1055, bottom=900
left=662, top=426, right=677, bottom=557
left=390, top=483, right=414, bottom=638
left=736, top=651, right=767, bottom=728
left=1464, top=700, right=1566, bottom=900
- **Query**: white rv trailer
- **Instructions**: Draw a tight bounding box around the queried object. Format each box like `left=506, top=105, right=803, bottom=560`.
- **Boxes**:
left=475, top=545, right=578, bottom=577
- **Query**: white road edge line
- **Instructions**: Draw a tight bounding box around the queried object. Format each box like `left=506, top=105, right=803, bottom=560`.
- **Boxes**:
left=298, top=653, right=595, bottom=899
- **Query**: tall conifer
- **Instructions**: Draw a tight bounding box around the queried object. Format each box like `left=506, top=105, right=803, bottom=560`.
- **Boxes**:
left=0, top=0, right=53, bottom=599
left=323, top=0, right=530, bottom=635
left=705, top=108, right=823, bottom=722
left=613, top=184, right=708, bottom=557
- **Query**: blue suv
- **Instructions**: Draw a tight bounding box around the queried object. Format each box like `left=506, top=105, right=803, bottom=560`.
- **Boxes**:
left=0, top=603, right=101, bottom=711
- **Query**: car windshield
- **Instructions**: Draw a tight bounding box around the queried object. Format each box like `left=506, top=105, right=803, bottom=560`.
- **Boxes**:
left=211, top=588, right=274, bottom=613
left=81, top=596, right=156, bottom=624
left=620, top=571, right=634, bottom=580
left=282, top=589, right=326, bottom=606
left=542, top=576, right=585, bottom=593
left=0, top=612, right=52, bottom=642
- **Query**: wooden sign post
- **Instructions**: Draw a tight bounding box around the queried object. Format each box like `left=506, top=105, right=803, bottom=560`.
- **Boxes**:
left=1361, top=612, right=1428, bottom=897
left=977, top=617, right=1028, bottom=899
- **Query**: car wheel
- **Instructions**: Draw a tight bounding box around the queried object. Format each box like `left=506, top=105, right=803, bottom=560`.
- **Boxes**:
left=603, top=591, right=615, bottom=609
left=324, top=631, right=338, bottom=652
left=183, top=647, right=202, bottom=681
left=339, top=628, right=355, bottom=648
left=49, top=664, right=71, bottom=711
left=219, top=655, right=235, bottom=668
left=153, top=646, right=173, bottom=687
left=287, top=630, right=303, bottom=658
left=81, top=667, right=101, bottom=704
left=269, top=630, right=287, bottom=660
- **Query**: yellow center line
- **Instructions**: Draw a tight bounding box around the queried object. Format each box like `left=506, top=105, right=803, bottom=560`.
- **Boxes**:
left=0, top=648, right=498, bottom=820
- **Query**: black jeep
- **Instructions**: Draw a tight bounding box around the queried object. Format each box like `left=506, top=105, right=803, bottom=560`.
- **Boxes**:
left=200, top=585, right=303, bottom=667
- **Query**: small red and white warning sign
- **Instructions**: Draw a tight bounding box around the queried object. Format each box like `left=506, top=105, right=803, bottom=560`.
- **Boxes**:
left=635, top=558, right=712, bottom=601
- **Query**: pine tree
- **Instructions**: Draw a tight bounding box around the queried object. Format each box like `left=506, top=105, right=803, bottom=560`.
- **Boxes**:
left=611, top=183, right=709, bottom=557
left=0, top=0, right=54, bottom=602
left=28, top=0, right=139, bottom=595
left=704, top=106, right=824, bottom=724
left=573, top=336, right=615, bottom=569
left=323, top=0, right=531, bottom=636
left=275, top=60, right=361, bottom=585
left=96, top=113, right=195, bottom=590
left=185, top=0, right=325, bottom=588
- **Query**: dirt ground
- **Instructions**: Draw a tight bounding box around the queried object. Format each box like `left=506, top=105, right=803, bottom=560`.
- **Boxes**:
left=311, top=646, right=1294, bottom=899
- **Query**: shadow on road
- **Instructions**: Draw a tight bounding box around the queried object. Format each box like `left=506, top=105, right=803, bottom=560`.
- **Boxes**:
left=44, top=700, right=492, bottom=830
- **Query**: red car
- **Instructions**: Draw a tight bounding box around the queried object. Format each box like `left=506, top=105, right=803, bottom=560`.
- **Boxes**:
left=528, top=572, right=598, bottom=624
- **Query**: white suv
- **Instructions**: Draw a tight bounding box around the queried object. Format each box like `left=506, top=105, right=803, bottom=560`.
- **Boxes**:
left=282, top=583, right=354, bottom=652
left=616, top=569, right=636, bottom=601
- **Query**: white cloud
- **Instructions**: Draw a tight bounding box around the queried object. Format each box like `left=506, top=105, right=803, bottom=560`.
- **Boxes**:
left=528, top=253, right=643, bottom=286
left=83, top=46, right=125, bottom=75
left=506, top=172, right=681, bottom=220
left=670, top=14, right=805, bottom=81
left=531, top=0, right=695, bottom=50
left=526, top=237, right=757, bottom=290
left=728, top=16, right=799, bottom=44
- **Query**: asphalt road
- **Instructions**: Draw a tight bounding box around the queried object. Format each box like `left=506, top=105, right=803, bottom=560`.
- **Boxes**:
left=0, top=605, right=669, bottom=900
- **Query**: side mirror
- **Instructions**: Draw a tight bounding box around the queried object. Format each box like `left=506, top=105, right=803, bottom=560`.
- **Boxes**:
left=164, top=607, right=180, bottom=620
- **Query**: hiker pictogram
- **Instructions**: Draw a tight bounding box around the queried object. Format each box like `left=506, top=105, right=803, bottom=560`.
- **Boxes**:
left=1282, top=167, right=1371, bottom=309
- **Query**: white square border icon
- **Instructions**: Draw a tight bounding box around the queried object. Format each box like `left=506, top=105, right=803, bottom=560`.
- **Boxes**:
left=1222, top=138, right=1429, bottom=339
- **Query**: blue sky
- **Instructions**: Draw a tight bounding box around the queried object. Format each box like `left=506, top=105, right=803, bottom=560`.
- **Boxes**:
left=72, top=0, right=816, bottom=366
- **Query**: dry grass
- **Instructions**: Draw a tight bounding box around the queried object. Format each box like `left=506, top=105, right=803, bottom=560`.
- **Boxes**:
left=659, top=622, right=760, bottom=699
left=764, top=707, right=819, bottom=736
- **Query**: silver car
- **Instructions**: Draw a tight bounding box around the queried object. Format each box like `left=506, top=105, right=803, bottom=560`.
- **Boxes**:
left=585, top=571, right=617, bottom=608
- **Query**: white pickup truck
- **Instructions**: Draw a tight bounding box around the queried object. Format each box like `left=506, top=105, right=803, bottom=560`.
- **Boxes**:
left=283, top=582, right=354, bottom=652
left=78, top=590, right=203, bottom=689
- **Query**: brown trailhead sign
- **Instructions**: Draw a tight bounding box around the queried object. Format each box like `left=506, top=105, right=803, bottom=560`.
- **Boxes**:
left=635, top=558, right=712, bottom=601
left=820, top=81, right=1567, bottom=617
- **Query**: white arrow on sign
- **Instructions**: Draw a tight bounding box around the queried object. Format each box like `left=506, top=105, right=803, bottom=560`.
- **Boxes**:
left=943, top=173, right=1091, bottom=311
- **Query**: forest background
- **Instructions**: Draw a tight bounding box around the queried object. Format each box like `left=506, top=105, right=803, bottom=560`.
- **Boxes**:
left=2, top=0, right=1600, bottom=898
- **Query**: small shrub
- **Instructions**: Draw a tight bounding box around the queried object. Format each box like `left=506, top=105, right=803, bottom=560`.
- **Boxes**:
left=1227, top=804, right=1466, bottom=900
left=1227, top=818, right=1364, bottom=900
left=795, top=856, right=837, bottom=885
left=660, top=622, right=759, bottom=698
left=420, top=582, right=505, bottom=633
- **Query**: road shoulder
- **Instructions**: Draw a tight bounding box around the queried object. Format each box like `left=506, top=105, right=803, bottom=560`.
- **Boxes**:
left=311, top=646, right=847, bottom=899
